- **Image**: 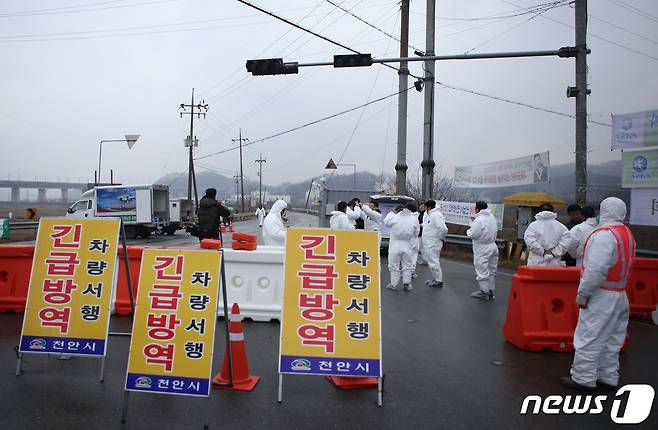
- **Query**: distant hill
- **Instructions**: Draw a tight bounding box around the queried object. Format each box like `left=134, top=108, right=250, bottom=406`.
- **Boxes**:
left=156, top=160, right=626, bottom=206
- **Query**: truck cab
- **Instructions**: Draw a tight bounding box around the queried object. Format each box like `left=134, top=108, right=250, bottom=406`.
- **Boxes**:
left=66, top=190, right=95, bottom=219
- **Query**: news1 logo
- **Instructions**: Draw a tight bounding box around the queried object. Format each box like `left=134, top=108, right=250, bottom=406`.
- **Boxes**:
left=520, top=384, right=655, bottom=424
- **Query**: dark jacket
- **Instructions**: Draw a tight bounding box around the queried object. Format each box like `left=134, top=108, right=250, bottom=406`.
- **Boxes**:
left=418, top=211, right=425, bottom=237
left=197, top=197, right=230, bottom=230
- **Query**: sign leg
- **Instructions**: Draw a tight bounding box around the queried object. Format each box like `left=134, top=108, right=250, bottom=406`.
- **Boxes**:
left=120, top=390, right=130, bottom=424
left=99, top=356, right=106, bottom=382
left=377, top=377, right=383, bottom=407
left=15, top=352, right=23, bottom=376
left=120, top=220, right=136, bottom=314
left=277, top=373, right=283, bottom=403
left=219, top=256, right=234, bottom=387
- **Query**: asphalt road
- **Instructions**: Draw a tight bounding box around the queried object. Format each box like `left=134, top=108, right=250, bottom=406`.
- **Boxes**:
left=0, top=213, right=656, bottom=429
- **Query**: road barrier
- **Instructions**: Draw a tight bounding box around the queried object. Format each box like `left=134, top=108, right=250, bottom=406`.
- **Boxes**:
left=231, top=232, right=257, bottom=251
left=626, top=258, right=658, bottom=320
left=114, top=246, right=144, bottom=316
left=504, top=266, right=582, bottom=352
left=0, top=245, right=34, bottom=312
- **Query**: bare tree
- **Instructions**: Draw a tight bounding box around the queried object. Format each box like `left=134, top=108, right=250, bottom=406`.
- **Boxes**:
left=381, top=166, right=479, bottom=203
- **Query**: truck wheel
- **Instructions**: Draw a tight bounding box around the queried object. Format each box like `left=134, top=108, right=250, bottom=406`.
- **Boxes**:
left=154, top=227, right=165, bottom=236
left=125, top=226, right=138, bottom=240
left=166, top=226, right=177, bottom=235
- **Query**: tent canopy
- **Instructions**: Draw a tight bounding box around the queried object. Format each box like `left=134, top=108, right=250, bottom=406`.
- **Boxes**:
left=502, top=192, right=566, bottom=208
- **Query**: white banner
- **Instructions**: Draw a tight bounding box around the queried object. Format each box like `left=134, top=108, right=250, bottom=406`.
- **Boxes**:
left=630, top=188, right=658, bottom=226
left=611, top=110, right=658, bottom=150
left=453, top=151, right=549, bottom=188
left=435, top=200, right=505, bottom=230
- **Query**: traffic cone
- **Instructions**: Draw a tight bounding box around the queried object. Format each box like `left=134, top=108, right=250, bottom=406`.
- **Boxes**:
left=326, top=376, right=378, bottom=390
left=220, top=223, right=227, bottom=234
left=228, top=222, right=234, bottom=233
left=212, top=303, right=260, bottom=391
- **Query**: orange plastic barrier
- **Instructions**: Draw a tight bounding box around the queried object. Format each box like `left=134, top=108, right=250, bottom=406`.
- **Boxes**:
left=231, top=232, right=257, bottom=251
left=200, top=239, right=222, bottom=250
left=626, top=258, right=658, bottom=320
left=0, top=245, right=35, bottom=313
left=114, top=246, right=144, bottom=316
left=504, top=266, right=582, bottom=352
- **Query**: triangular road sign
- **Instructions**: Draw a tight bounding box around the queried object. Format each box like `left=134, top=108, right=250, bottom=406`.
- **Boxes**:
left=325, top=158, right=337, bottom=169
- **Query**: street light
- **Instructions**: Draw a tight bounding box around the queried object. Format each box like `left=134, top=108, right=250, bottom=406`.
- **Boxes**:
left=97, top=134, right=140, bottom=184
left=325, top=158, right=357, bottom=188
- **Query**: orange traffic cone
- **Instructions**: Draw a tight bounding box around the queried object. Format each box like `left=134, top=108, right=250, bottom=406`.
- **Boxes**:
left=228, top=222, right=234, bottom=233
left=212, top=303, right=260, bottom=391
left=326, top=376, right=378, bottom=389
left=220, top=223, right=227, bottom=234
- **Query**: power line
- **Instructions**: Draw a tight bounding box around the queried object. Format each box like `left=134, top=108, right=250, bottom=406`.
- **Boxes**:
left=588, top=13, right=658, bottom=46
left=435, top=80, right=611, bottom=127
left=411, top=0, right=570, bottom=22
left=606, top=0, right=658, bottom=23
left=500, top=0, right=658, bottom=62
left=325, top=0, right=422, bottom=52
left=195, top=86, right=414, bottom=161
left=0, top=0, right=177, bottom=18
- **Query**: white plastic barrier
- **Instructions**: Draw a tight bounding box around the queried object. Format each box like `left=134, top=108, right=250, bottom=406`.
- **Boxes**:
left=218, top=246, right=285, bottom=322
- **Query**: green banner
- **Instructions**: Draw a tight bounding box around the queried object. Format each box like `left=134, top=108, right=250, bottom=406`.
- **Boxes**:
left=622, top=147, right=658, bottom=188
left=1, top=219, right=9, bottom=239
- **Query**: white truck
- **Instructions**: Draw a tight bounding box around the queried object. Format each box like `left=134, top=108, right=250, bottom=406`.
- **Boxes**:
left=66, top=184, right=191, bottom=239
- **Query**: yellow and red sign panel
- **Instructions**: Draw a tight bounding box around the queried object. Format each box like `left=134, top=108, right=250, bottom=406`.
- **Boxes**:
left=20, top=218, right=120, bottom=356
left=125, top=248, right=221, bottom=397
left=279, top=228, right=381, bottom=378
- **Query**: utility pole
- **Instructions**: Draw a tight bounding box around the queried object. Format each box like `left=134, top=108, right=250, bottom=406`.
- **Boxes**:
left=395, top=0, right=410, bottom=195
left=232, top=129, right=248, bottom=212
left=179, top=88, right=208, bottom=206
left=255, top=153, right=267, bottom=205
left=421, top=0, right=436, bottom=200
left=232, top=173, right=240, bottom=205
left=573, top=0, right=589, bottom=205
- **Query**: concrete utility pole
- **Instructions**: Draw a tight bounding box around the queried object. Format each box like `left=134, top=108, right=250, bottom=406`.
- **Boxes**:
left=232, top=173, right=240, bottom=205
left=421, top=0, right=436, bottom=200
left=255, top=153, right=267, bottom=205
left=395, top=0, right=410, bottom=195
left=179, top=88, right=208, bottom=206
left=232, top=129, right=248, bottom=212
left=573, top=0, right=589, bottom=205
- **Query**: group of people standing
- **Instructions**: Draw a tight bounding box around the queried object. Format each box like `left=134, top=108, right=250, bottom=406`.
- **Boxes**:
left=329, top=198, right=499, bottom=299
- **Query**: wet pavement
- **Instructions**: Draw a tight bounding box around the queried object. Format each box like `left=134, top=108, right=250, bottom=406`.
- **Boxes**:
left=0, top=215, right=656, bottom=429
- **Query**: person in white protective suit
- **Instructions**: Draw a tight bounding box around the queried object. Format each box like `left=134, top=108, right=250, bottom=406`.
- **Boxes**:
left=255, top=204, right=266, bottom=227
left=361, top=202, right=383, bottom=232
left=560, top=197, right=636, bottom=391
left=466, top=202, right=499, bottom=301
left=524, top=203, right=572, bottom=266
left=330, top=201, right=355, bottom=230
left=567, top=206, right=598, bottom=266
left=346, top=198, right=366, bottom=229
left=382, top=202, right=420, bottom=291
left=422, top=200, right=448, bottom=288
left=410, top=206, right=422, bottom=279
left=262, top=199, right=287, bottom=246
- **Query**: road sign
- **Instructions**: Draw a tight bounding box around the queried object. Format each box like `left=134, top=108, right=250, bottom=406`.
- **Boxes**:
left=26, top=208, right=37, bottom=220
left=19, top=218, right=121, bottom=356
left=325, top=158, right=337, bottom=169
left=279, top=228, right=382, bottom=378
left=125, top=248, right=222, bottom=397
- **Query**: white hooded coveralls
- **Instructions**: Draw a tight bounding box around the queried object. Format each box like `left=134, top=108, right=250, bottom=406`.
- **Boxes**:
left=262, top=200, right=287, bottom=246
left=422, top=208, right=448, bottom=283
left=567, top=217, right=598, bottom=266
left=570, top=197, right=636, bottom=387
left=330, top=211, right=355, bottom=230
left=255, top=207, right=266, bottom=226
left=466, top=209, right=499, bottom=293
left=383, top=209, right=420, bottom=287
left=524, top=211, right=572, bottom=266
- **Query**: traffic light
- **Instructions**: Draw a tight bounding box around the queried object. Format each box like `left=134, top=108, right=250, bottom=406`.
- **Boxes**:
left=246, top=58, right=299, bottom=76
left=333, top=54, right=372, bottom=68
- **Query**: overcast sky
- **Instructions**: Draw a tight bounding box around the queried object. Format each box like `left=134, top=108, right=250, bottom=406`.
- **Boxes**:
left=1, top=0, right=657, bottom=195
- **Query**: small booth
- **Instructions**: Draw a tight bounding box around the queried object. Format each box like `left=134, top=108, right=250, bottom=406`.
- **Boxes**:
left=502, top=192, right=566, bottom=240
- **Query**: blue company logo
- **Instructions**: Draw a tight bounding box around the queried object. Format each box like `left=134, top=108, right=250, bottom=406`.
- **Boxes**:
left=633, top=156, right=648, bottom=173
left=29, top=339, right=47, bottom=350
left=290, top=359, right=312, bottom=371
left=622, top=117, right=633, bottom=131
left=134, top=376, right=152, bottom=388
